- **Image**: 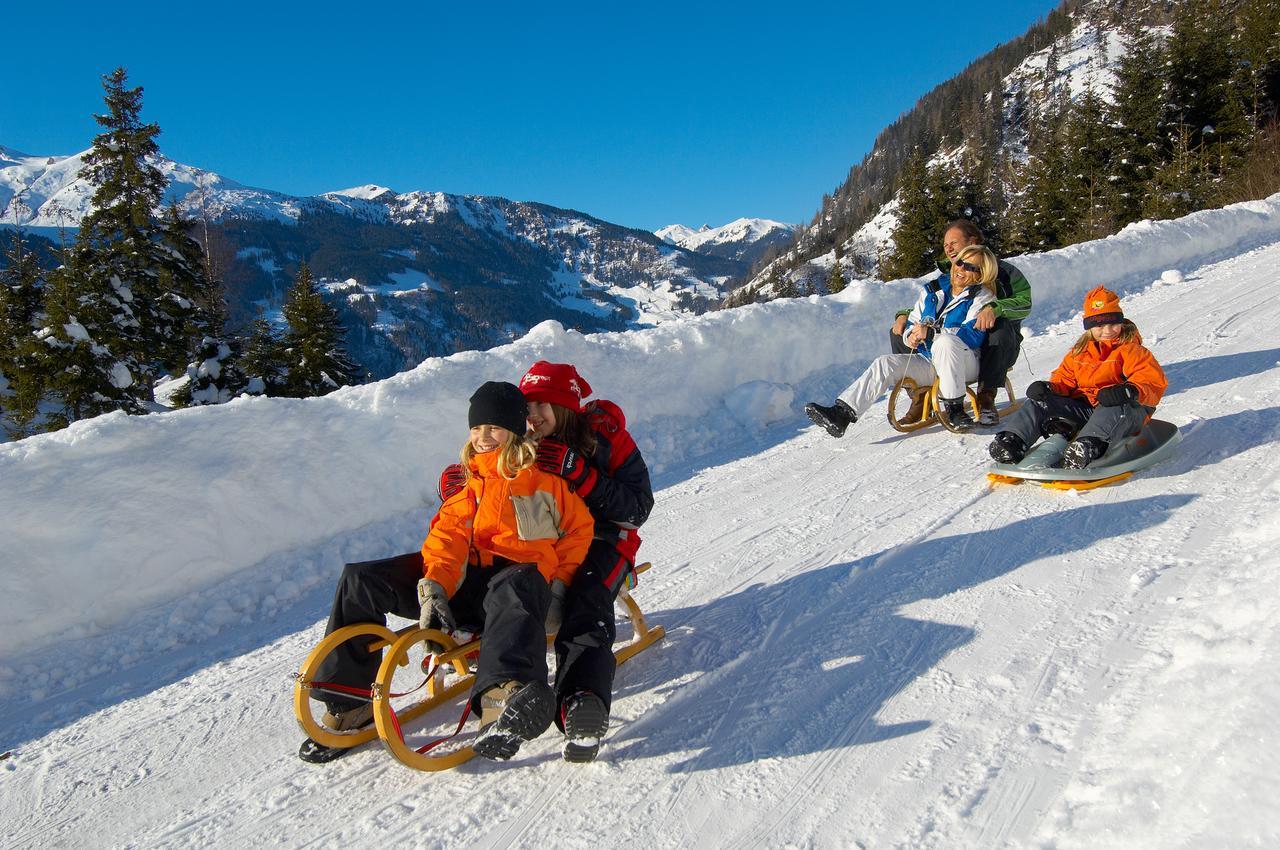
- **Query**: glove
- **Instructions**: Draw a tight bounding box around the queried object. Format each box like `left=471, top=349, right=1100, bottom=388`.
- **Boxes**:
left=544, top=579, right=568, bottom=635
left=437, top=463, right=466, bottom=502
left=1096, top=383, right=1139, bottom=407
left=535, top=438, right=597, bottom=495
left=417, top=578, right=456, bottom=655
left=1025, top=381, right=1052, bottom=402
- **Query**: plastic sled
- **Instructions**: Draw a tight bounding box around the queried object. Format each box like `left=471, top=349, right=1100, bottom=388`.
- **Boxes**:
left=987, top=419, right=1182, bottom=490
left=293, top=562, right=665, bottom=771
left=888, top=376, right=1019, bottom=434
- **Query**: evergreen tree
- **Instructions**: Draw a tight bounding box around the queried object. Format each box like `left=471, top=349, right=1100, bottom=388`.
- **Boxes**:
left=170, top=336, right=248, bottom=407
left=1061, top=84, right=1116, bottom=241
left=237, top=318, right=287, bottom=396
left=883, top=149, right=952, bottom=279
left=280, top=263, right=358, bottom=397
left=828, top=244, right=847, bottom=294
left=0, top=232, right=47, bottom=434
left=1109, top=22, right=1167, bottom=227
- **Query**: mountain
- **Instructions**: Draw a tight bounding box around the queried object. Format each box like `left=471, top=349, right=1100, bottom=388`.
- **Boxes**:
left=1, top=145, right=780, bottom=378
left=656, top=217, right=798, bottom=265
left=3, top=193, right=1279, bottom=845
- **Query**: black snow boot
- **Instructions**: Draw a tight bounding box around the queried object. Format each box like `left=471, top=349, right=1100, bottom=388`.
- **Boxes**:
left=1062, top=436, right=1108, bottom=469
left=988, top=431, right=1027, bottom=464
left=473, top=680, right=556, bottom=761
left=939, top=397, right=974, bottom=432
left=804, top=400, right=856, bottom=438
left=561, top=690, right=610, bottom=763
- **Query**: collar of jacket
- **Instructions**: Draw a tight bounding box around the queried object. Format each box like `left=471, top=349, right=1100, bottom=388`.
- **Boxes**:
left=468, top=449, right=503, bottom=478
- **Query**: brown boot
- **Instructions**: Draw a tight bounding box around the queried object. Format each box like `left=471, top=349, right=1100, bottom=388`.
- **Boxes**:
left=320, top=702, right=374, bottom=732
left=903, top=386, right=930, bottom=424
left=975, top=389, right=998, bottom=427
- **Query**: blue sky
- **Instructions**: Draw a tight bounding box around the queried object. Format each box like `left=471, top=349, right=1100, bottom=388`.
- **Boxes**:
left=4, top=1, right=1062, bottom=231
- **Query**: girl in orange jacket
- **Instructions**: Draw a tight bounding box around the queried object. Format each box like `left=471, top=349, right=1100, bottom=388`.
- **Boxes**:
left=988, top=286, right=1168, bottom=469
left=306, top=381, right=592, bottom=765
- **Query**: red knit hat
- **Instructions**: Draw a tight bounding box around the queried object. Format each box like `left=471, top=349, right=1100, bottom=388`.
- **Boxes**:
left=1083, top=286, right=1124, bottom=328
left=518, top=361, right=592, bottom=412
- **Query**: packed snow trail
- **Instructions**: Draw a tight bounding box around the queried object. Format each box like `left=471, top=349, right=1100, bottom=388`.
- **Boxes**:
left=3, top=220, right=1280, bottom=847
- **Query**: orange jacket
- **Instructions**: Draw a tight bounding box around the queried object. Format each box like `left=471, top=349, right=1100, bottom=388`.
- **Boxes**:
left=1049, top=331, right=1167, bottom=407
left=420, top=448, right=593, bottom=596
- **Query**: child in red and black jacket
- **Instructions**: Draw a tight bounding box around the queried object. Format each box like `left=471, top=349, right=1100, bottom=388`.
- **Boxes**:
left=439, top=360, right=653, bottom=762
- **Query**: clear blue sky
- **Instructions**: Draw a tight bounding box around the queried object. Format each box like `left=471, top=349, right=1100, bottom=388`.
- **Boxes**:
left=4, top=1, right=1062, bottom=231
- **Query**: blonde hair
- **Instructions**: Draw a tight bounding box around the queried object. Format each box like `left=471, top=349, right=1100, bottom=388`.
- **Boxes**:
left=1070, top=318, right=1140, bottom=356
left=460, top=430, right=538, bottom=481
left=954, top=245, right=998, bottom=295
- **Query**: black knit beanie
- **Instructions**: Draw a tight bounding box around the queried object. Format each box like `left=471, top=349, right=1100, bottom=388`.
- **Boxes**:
left=468, top=381, right=528, bottom=436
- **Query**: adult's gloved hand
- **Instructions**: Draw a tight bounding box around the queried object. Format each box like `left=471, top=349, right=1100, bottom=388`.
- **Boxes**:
left=1096, top=383, right=1139, bottom=407
left=535, top=438, right=597, bottom=495
left=437, top=463, right=466, bottom=502
left=417, top=578, right=456, bottom=655
left=1025, top=381, right=1052, bottom=402
left=544, top=579, right=568, bottom=635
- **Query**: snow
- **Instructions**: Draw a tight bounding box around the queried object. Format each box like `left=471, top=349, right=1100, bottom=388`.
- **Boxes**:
left=656, top=217, right=795, bottom=251
left=3, top=194, right=1280, bottom=847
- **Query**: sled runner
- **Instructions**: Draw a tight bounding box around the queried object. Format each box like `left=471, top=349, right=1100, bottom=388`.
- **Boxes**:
left=887, top=376, right=1019, bottom=434
left=293, top=562, right=665, bottom=771
left=986, top=419, right=1182, bottom=490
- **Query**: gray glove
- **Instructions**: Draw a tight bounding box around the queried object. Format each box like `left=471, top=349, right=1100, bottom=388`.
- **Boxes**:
left=417, top=578, right=456, bottom=655
left=544, top=579, right=568, bottom=635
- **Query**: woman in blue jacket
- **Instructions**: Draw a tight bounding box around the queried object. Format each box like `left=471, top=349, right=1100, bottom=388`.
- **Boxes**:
left=806, top=244, right=998, bottom=435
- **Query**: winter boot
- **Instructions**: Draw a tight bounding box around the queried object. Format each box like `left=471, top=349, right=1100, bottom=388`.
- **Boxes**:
left=561, top=690, right=610, bottom=763
left=987, top=431, right=1027, bottom=464
left=939, top=397, right=974, bottom=432
left=975, top=388, right=999, bottom=427
left=804, top=400, right=856, bottom=438
left=901, top=385, right=931, bottom=425
left=298, top=702, right=375, bottom=764
left=473, top=680, right=556, bottom=761
left=1062, top=436, right=1107, bottom=469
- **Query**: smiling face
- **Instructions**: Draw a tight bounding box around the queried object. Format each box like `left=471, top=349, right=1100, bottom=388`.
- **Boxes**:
left=1089, top=322, right=1124, bottom=343
left=526, top=401, right=557, bottom=438
left=469, top=424, right=511, bottom=454
left=942, top=227, right=981, bottom=263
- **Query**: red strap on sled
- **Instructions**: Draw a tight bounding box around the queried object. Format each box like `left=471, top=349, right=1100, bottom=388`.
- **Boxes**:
left=380, top=656, right=474, bottom=754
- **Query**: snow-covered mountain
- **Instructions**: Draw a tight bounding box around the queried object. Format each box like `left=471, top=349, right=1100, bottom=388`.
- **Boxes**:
left=656, top=217, right=797, bottom=265
left=2, top=143, right=783, bottom=377
left=3, top=193, right=1279, bottom=847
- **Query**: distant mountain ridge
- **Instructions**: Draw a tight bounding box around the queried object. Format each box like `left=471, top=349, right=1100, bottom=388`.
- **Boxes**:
left=656, top=218, right=798, bottom=266
left=1, top=144, right=784, bottom=378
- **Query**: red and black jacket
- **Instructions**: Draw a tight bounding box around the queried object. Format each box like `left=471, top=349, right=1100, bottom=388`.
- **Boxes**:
left=576, top=399, right=653, bottom=567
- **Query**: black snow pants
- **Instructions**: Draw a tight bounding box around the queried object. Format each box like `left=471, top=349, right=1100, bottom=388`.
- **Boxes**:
left=1001, top=392, right=1152, bottom=449
left=978, top=317, right=1022, bottom=392
left=552, top=538, right=634, bottom=724
left=314, top=552, right=550, bottom=713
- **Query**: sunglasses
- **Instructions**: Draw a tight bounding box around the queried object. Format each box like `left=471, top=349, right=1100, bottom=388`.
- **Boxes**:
left=954, top=258, right=980, bottom=274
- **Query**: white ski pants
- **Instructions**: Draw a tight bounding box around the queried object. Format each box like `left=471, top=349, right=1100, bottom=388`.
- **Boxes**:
left=836, top=334, right=980, bottom=418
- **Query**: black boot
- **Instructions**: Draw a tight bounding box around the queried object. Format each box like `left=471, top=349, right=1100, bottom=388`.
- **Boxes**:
left=939, top=397, right=974, bottom=432
left=561, top=690, right=610, bottom=763
left=1062, top=436, right=1108, bottom=469
left=804, top=400, right=856, bottom=438
left=988, top=431, right=1027, bottom=464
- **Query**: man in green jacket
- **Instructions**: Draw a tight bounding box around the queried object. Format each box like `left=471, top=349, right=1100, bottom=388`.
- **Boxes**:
left=890, top=219, right=1032, bottom=425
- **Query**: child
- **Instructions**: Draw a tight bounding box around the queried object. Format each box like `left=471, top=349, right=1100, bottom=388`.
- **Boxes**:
left=988, top=286, right=1167, bottom=469
left=309, top=381, right=593, bottom=763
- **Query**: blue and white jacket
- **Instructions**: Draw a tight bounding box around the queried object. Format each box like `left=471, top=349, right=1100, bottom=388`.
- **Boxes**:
left=902, top=275, right=996, bottom=360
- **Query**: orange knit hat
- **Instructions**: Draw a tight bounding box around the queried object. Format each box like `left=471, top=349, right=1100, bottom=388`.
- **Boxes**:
left=1083, top=286, right=1124, bottom=328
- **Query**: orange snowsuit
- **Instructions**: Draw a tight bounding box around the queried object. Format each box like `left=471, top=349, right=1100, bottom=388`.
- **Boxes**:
left=1048, top=330, right=1168, bottom=408
left=420, top=448, right=594, bottom=597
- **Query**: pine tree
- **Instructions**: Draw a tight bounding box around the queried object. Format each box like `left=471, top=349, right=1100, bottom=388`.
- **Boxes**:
left=883, top=149, right=952, bottom=279
left=237, top=318, right=287, bottom=396
left=1061, top=84, right=1116, bottom=241
left=1109, top=22, right=1167, bottom=227
left=280, top=263, right=358, bottom=397
left=828, top=243, right=847, bottom=294
left=0, top=232, right=47, bottom=434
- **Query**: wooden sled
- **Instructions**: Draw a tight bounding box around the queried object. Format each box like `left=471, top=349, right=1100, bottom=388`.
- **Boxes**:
left=888, top=376, right=1019, bottom=434
left=987, top=419, right=1182, bottom=490
left=293, top=562, right=665, bottom=771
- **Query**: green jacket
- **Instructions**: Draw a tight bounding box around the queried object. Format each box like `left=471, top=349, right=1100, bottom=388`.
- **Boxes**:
left=895, top=258, right=1032, bottom=322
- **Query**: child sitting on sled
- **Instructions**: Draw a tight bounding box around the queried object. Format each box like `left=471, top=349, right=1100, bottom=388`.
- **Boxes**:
left=312, top=381, right=593, bottom=762
left=988, top=286, right=1168, bottom=468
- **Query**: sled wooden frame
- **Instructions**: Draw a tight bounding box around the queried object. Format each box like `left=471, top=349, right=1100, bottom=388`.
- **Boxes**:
left=293, top=561, right=665, bottom=770
left=887, top=375, right=1019, bottom=434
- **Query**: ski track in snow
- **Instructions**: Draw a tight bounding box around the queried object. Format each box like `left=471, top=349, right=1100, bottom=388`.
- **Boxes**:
left=3, top=240, right=1280, bottom=848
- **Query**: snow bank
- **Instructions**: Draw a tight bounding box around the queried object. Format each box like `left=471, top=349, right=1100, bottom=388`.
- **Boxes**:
left=2, top=193, right=1279, bottom=664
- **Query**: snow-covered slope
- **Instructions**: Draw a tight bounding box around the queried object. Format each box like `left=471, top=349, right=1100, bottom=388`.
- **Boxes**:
left=2, top=195, right=1279, bottom=848
left=657, top=217, right=797, bottom=265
